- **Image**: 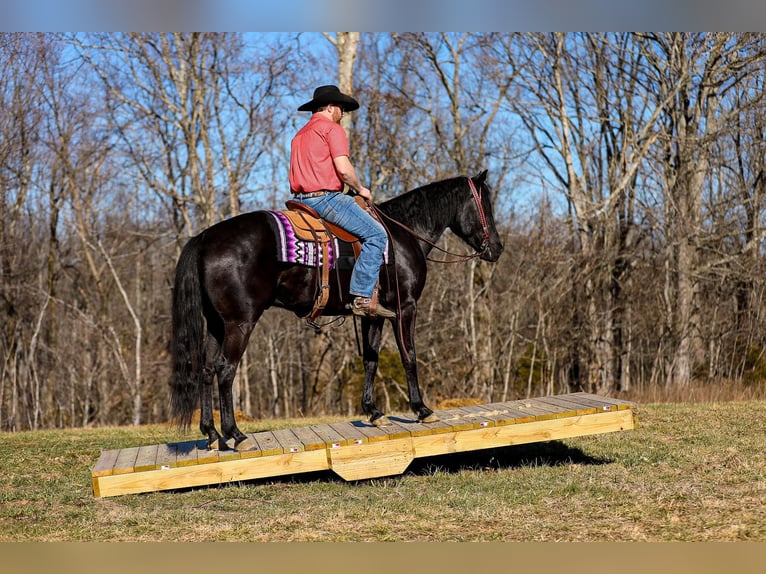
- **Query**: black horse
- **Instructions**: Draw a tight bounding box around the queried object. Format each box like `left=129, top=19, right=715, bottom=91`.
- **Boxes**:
left=170, top=170, right=504, bottom=450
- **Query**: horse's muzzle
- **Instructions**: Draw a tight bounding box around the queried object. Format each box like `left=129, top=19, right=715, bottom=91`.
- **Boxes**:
left=480, top=241, right=503, bottom=262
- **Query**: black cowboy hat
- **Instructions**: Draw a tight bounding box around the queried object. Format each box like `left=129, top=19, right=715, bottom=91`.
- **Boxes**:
left=297, top=85, right=360, bottom=112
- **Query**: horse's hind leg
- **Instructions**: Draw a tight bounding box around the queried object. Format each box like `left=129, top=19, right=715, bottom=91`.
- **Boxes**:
left=215, top=321, right=255, bottom=451
left=200, top=333, right=224, bottom=449
left=200, top=326, right=252, bottom=451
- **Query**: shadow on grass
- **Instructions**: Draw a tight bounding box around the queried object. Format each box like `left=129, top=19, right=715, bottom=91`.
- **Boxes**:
left=154, top=440, right=609, bottom=497
left=248, top=441, right=607, bottom=489
left=263, top=441, right=607, bottom=488
left=404, top=440, right=610, bottom=478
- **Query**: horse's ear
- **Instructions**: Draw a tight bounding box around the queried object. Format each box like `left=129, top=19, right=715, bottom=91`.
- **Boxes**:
left=474, top=169, right=488, bottom=184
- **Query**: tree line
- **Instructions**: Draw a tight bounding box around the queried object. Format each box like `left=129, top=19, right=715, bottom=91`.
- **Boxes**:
left=2, top=32, right=766, bottom=431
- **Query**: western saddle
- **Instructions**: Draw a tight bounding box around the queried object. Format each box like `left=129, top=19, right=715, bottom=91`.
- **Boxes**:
left=283, top=197, right=378, bottom=325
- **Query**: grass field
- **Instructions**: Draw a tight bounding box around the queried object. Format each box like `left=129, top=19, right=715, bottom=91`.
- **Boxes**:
left=1, top=400, right=764, bottom=542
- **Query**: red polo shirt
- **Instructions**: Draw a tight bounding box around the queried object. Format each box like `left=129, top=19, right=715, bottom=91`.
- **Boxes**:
left=289, top=115, right=349, bottom=193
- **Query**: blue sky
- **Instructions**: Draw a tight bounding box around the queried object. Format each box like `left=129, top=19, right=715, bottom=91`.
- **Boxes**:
left=2, top=0, right=765, bottom=32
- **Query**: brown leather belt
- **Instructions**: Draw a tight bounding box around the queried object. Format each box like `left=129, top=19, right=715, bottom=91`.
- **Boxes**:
left=292, top=190, right=340, bottom=199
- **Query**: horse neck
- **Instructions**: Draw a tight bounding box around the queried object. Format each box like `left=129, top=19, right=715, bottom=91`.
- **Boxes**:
left=379, top=179, right=462, bottom=252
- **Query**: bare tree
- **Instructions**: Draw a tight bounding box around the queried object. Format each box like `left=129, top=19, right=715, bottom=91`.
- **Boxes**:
left=372, top=33, right=513, bottom=398
left=6, top=32, right=766, bottom=430
left=75, top=33, right=293, bottom=233
left=726, top=58, right=766, bottom=373
left=0, top=34, right=53, bottom=430
left=497, top=33, right=664, bottom=393
left=641, top=32, right=766, bottom=387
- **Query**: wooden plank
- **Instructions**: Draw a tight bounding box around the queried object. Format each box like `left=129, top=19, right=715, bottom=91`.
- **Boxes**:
left=368, top=417, right=417, bottom=440
left=329, top=422, right=369, bottom=446
left=237, top=442, right=264, bottom=460
left=134, top=444, right=160, bottom=472
left=569, top=392, right=632, bottom=407
left=310, top=423, right=350, bottom=448
left=562, top=393, right=618, bottom=411
left=112, top=446, right=141, bottom=475
left=568, top=392, right=633, bottom=410
left=379, top=416, right=419, bottom=438
left=409, top=401, right=541, bottom=458
left=438, top=408, right=486, bottom=432
left=92, top=449, right=120, bottom=477
left=218, top=447, right=244, bottom=463
left=509, top=407, right=635, bottom=442
left=384, top=414, right=455, bottom=438
left=454, top=406, right=497, bottom=429
left=175, top=440, right=205, bottom=467
left=535, top=395, right=597, bottom=416
left=94, top=448, right=330, bottom=498
left=412, top=427, right=487, bottom=458
left=250, top=431, right=283, bottom=456
left=271, top=428, right=305, bottom=453
left=290, top=425, right=328, bottom=451
left=502, top=399, right=551, bottom=419
left=348, top=420, right=391, bottom=443
left=92, top=392, right=637, bottom=497
left=509, top=399, right=567, bottom=421
left=91, top=476, right=103, bottom=499
left=379, top=417, right=418, bottom=438
left=329, top=437, right=414, bottom=481
left=471, top=404, right=521, bottom=426
left=155, top=443, right=178, bottom=469
left=480, top=402, right=537, bottom=424
left=196, top=445, right=220, bottom=465
left=412, top=408, right=635, bottom=459
left=528, top=398, right=581, bottom=418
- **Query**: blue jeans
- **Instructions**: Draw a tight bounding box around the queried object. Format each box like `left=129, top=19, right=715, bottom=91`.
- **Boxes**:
left=297, top=192, right=387, bottom=298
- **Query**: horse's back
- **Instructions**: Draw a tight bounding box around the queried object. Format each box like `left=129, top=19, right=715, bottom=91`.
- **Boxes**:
left=197, top=211, right=281, bottom=321
left=197, top=209, right=270, bottom=239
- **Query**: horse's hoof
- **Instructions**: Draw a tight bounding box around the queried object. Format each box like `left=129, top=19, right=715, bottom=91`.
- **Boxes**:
left=207, top=439, right=223, bottom=451
left=420, top=413, right=439, bottom=423
left=372, top=415, right=391, bottom=427
left=235, top=437, right=256, bottom=452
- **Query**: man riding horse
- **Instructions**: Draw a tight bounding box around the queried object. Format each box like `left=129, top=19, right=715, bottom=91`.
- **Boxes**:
left=289, top=85, right=396, bottom=319
left=170, top=85, right=504, bottom=450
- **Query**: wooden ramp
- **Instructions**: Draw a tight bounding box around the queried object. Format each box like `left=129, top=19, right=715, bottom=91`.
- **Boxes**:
left=91, top=392, right=636, bottom=498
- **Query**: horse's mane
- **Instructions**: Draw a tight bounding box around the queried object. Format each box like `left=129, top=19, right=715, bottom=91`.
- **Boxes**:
left=377, top=176, right=465, bottom=232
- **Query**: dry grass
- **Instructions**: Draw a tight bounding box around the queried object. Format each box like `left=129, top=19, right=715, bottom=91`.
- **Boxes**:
left=0, top=398, right=764, bottom=542
left=170, top=408, right=257, bottom=426
left=620, top=379, right=766, bottom=404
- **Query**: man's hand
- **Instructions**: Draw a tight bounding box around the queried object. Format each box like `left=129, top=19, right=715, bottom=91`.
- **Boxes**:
left=356, top=186, right=372, bottom=201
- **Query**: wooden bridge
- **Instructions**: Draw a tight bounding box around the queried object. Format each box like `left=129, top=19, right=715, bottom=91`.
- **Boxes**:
left=91, top=392, right=636, bottom=498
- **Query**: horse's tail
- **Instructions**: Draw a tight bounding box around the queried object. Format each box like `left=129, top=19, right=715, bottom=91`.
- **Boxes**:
left=170, top=233, right=205, bottom=431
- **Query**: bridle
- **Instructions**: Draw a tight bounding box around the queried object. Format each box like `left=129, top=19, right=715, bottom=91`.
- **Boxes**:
left=371, top=177, right=492, bottom=264
left=351, top=176, right=493, bottom=354
left=467, top=176, right=492, bottom=257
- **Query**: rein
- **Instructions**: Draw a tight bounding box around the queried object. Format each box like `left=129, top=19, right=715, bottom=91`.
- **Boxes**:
left=370, top=177, right=491, bottom=264
left=351, top=176, right=491, bottom=356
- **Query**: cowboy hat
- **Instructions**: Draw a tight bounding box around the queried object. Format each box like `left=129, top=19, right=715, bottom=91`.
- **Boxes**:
left=297, top=85, right=360, bottom=112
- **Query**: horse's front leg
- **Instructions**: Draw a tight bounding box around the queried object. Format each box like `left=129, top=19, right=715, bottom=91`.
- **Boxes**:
left=360, top=317, right=389, bottom=426
left=393, top=306, right=438, bottom=423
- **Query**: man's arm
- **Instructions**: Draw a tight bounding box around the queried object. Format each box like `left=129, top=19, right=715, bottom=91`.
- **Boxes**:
left=333, top=155, right=372, bottom=200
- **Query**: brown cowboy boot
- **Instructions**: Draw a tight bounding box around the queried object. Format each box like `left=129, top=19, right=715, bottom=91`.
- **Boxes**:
left=351, top=296, right=397, bottom=319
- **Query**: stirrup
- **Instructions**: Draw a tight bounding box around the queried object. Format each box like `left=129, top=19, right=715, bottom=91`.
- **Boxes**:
left=350, top=297, right=396, bottom=319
